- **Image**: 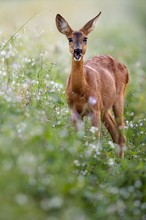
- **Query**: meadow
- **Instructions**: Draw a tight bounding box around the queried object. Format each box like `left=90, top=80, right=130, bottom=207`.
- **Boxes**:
left=0, top=0, right=146, bottom=219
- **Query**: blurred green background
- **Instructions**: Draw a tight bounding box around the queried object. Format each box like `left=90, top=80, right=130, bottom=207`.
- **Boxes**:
left=0, top=0, right=146, bottom=220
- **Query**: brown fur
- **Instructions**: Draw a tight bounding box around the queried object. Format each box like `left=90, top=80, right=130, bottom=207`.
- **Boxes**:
left=56, top=13, right=129, bottom=158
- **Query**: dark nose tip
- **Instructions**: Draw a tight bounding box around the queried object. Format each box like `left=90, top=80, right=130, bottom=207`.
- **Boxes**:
left=74, top=49, right=82, bottom=55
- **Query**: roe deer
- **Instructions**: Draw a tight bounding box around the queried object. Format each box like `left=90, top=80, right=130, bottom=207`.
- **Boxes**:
left=55, top=12, right=129, bottom=158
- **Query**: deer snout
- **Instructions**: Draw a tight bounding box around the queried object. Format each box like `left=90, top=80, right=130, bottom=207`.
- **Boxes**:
left=74, top=49, right=82, bottom=61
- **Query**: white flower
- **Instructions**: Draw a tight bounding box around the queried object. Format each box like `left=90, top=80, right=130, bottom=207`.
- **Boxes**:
left=73, top=160, right=80, bottom=167
left=88, top=96, right=97, bottom=106
left=134, top=180, right=142, bottom=188
left=89, top=126, right=98, bottom=134
left=129, top=122, right=134, bottom=128
left=108, top=158, right=115, bottom=166
left=108, top=141, right=116, bottom=149
left=1, top=50, right=6, bottom=56
left=17, top=153, right=37, bottom=175
left=15, top=194, right=28, bottom=205
left=40, top=196, right=63, bottom=210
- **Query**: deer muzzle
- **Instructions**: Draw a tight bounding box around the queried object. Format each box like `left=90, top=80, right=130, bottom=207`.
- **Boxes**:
left=74, top=49, right=82, bottom=61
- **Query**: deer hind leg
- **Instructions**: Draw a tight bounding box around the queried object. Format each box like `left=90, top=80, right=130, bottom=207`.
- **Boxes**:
left=102, top=111, right=119, bottom=144
left=113, top=97, right=126, bottom=158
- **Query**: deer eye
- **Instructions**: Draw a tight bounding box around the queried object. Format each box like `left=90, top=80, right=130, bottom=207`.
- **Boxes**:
left=68, top=38, right=73, bottom=43
left=83, top=37, right=88, bottom=43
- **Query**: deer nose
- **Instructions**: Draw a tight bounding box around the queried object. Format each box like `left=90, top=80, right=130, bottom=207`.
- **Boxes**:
left=74, top=49, right=82, bottom=55
left=74, top=49, right=82, bottom=61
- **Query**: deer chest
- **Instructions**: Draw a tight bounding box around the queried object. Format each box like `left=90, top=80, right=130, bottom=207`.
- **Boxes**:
left=66, top=91, right=92, bottom=115
left=67, top=91, right=86, bottom=104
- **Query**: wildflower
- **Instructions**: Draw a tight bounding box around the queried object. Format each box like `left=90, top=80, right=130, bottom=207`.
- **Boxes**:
left=108, top=158, right=115, bottom=166
left=108, top=141, right=116, bottom=149
left=15, top=194, right=28, bottom=205
left=89, top=126, right=98, bottom=134
left=88, top=96, right=97, bottom=106
left=1, top=50, right=6, bottom=56
left=40, top=196, right=63, bottom=210
left=73, top=160, right=80, bottom=167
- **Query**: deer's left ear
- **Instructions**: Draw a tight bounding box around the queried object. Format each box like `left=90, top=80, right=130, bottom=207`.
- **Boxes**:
left=80, top=12, right=101, bottom=35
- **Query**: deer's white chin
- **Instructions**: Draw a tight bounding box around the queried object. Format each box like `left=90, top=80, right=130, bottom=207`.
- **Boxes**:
left=74, top=57, right=81, bottom=62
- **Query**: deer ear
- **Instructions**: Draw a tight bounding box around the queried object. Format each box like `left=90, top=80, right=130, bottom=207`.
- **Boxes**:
left=56, top=14, right=73, bottom=36
left=80, top=12, right=101, bottom=35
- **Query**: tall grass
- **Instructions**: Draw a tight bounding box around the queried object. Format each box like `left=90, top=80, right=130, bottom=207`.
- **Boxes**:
left=0, top=0, right=146, bottom=219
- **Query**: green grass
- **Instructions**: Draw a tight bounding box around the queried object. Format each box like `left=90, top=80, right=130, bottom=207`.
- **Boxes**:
left=0, top=1, right=146, bottom=220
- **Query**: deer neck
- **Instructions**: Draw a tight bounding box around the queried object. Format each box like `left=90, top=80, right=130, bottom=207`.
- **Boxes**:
left=70, top=57, right=86, bottom=93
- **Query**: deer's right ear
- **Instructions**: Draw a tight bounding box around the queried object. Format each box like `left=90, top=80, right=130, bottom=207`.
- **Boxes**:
left=55, top=14, right=73, bottom=36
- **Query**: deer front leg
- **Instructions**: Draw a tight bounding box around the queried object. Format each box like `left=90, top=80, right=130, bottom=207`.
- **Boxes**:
left=71, top=110, right=83, bottom=131
left=91, top=111, right=101, bottom=140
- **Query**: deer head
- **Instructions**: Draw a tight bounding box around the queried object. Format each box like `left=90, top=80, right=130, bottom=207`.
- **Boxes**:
left=55, top=12, right=101, bottom=61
